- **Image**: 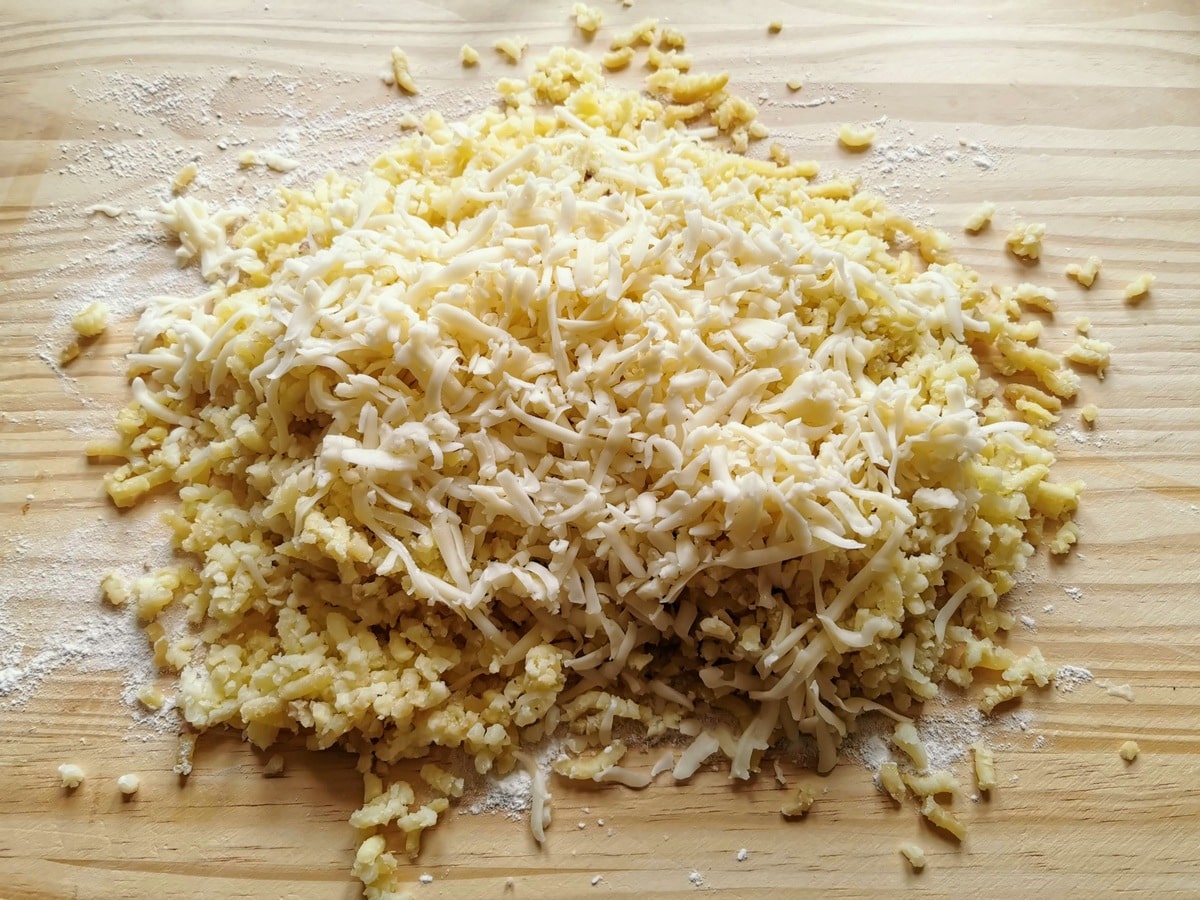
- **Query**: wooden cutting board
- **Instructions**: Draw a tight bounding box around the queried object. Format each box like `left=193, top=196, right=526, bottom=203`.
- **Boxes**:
left=2, top=1, right=1198, bottom=897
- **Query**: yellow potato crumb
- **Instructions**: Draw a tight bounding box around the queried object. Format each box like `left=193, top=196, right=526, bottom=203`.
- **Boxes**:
left=601, top=46, right=635, bottom=71
left=572, top=3, right=603, bottom=36
left=1119, top=740, right=1140, bottom=762
left=837, top=123, right=876, bottom=151
left=101, top=572, right=129, bottom=606
left=494, top=37, right=529, bottom=64
left=646, top=45, right=693, bottom=72
left=116, top=773, right=141, bottom=796
left=59, top=340, right=81, bottom=364
left=389, top=47, right=418, bottom=94
left=769, top=142, right=790, bottom=166
left=238, top=150, right=258, bottom=169
left=902, top=770, right=959, bottom=797
left=920, top=796, right=965, bottom=841
left=1064, top=336, right=1114, bottom=378
left=1048, top=520, right=1080, bottom=556
left=264, top=754, right=286, bottom=777
left=1080, top=403, right=1098, bottom=425
left=892, top=721, right=929, bottom=770
left=58, top=764, right=85, bottom=789
left=658, top=26, right=686, bottom=49
left=611, top=17, right=658, bottom=50
left=878, top=761, right=906, bottom=803
left=1007, top=282, right=1057, bottom=313
left=71, top=301, right=110, bottom=337
left=781, top=784, right=815, bottom=818
left=767, top=20, right=783, bottom=34
left=971, top=743, right=996, bottom=792
left=171, top=163, right=198, bottom=195
left=460, top=44, right=479, bottom=66
left=1065, top=255, right=1102, bottom=288
left=1075, top=316, right=1092, bottom=334
left=786, top=77, right=803, bottom=92
left=136, top=685, right=166, bottom=710
left=1006, top=222, right=1046, bottom=261
left=963, top=201, right=996, bottom=233
left=1123, top=273, right=1155, bottom=303
left=900, top=843, right=926, bottom=871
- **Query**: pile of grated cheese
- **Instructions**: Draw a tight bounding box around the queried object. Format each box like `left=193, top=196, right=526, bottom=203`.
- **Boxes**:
left=93, top=46, right=1084, bottom=897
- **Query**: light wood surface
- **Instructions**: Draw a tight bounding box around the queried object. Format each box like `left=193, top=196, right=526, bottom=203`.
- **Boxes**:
left=2, top=2, right=1199, bottom=897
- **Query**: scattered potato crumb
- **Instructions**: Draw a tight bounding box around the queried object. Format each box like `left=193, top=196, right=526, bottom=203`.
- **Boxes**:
left=963, top=201, right=996, bottom=233
left=260, top=151, right=299, bottom=173
left=460, top=44, right=479, bottom=67
left=238, top=150, right=259, bottom=168
left=85, top=203, right=124, bottom=217
left=1123, top=273, right=1155, bottom=303
left=72, top=301, right=111, bottom=337
left=769, top=143, right=790, bottom=167
left=837, top=123, right=876, bottom=151
left=878, top=761, right=906, bottom=803
left=919, top=796, right=965, bottom=841
left=892, top=721, right=929, bottom=770
left=1119, top=740, right=1140, bottom=762
left=972, top=744, right=997, bottom=792
left=1075, top=316, right=1092, bottom=334
left=903, top=770, right=959, bottom=797
left=1065, top=255, right=1102, bottom=288
left=170, top=163, right=198, bottom=195
left=59, top=341, right=81, bottom=364
left=58, top=764, right=85, bottom=789
left=1080, top=404, right=1098, bottom=426
left=494, top=37, right=528, bottom=64
left=572, top=3, right=603, bottom=35
left=1006, top=222, right=1046, bottom=261
left=780, top=785, right=815, bottom=817
left=388, top=47, right=418, bottom=94
left=1007, top=282, right=1057, bottom=313
left=117, top=774, right=141, bottom=796
left=611, top=18, right=658, bottom=50
left=136, top=685, right=166, bottom=710
left=785, top=78, right=803, bottom=92
left=601, top=47, right=635, bottom=71
left=900, top=843, right=926, bottom=871
left=264, top=754, right=286, bottom=777
left=659, top=26, right=686, bottom=49
left=1047, top=520, right=1081, bottom=556
left=1064, top=336, right=1114, bottom=378
left=767, top=20, right=783, bottom=34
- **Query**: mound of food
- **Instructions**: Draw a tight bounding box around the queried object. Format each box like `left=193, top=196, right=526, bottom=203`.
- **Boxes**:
left=92, top=44, right=1081, bottom=897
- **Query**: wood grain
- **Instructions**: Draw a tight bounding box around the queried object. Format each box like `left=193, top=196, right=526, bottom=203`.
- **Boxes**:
left=1, top=1, right=1198, bottom=897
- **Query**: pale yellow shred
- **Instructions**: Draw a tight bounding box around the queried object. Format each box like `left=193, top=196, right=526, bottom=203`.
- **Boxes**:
left=494, top=37, right=528, bottom=64
left=781, top=784, right=816, bottom=817
left=1123, top=273, right=1155, bottom=303
left=1119, top=740, right=1140, bottom=762
left=838, top=123, right=876, bottom=151
left=572, top=3, right=603, bottom=36
left=1064, top=336, right=1114, bottom=379
left=1006, top=222, right=1046, bottom=261
left=971, top=743, right=996, bottom=791
left=900, top=843, right=926, bottom=870
left=388, top=47, right=418, bottom=94
left=171, top=163, right=198, bottom=195
left=1065, top=255, right=1102, bottom=288
left=72, top=301, right=111, bottom=337
left=460, top=44, right=480, bottom=67
left=1080, top=403, right=1098, bottom=425
left=963, top=201, right=996, bottom=233
left=879, top=761, right=906, bottom=803
left=920, top=796, right=965, bottom=840
left=1047, top=519, right=1080, bottom=555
